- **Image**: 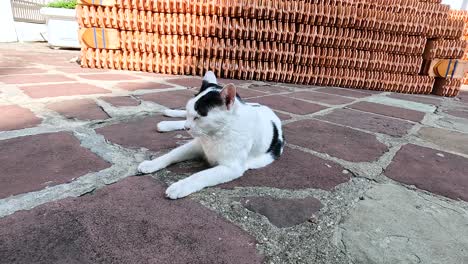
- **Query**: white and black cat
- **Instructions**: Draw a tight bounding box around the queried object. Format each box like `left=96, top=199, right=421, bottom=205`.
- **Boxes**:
left=138, top=71, right=284, bottom=199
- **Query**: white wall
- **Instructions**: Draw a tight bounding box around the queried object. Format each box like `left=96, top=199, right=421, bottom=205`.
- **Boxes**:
left=0, top=1, right=18, bottom=42
left=442, top=0, right=467, bottom=10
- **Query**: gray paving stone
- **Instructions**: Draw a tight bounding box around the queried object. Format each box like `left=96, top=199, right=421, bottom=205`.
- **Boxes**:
left=338, top=183, right=468, bottom=264
left=417, top=127, right=468, bottom=155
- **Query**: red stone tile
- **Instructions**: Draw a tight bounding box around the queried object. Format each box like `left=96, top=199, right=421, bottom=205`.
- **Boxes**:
left=116, top=81, right=174, bottom=91
left=78, top=73, right=140, bottom=81
left=447, top=109, right=468, bottom=119
left=166, top=77, right=202, bottom=88
left=248, top=84, right=292, bottom=93
left=21, top=83, right=110, bottom=98
left=57, top=67, right=109, bottom=74
left=314, top=87, right=373, bottom=98
left=138, top=90, right=194, bottom=109
left=387, top=93, right=441, bottom=106
left=0, top=74, right=74, bottom=84
left=0, top=67, right=48, bottom=75
left=275, top=111, right=292, bottom=121
left=284, top=91, right=355, bottom=105
left=220, top=147, right=350, bottom=190
left=386, top=144, right=468, bottom=201
left=318, top=108, right=414, bottom=137
left=0, top=105, right=42, bottom=131
left=101, top=96, right=141, bottom=107
left=241, top=197, right=322, bottom=228
left=457, top=91, right=468, bottom=104
left=95, top=116, right=190, bottom=151
left=237, top=88, right=267, bottom=98
left=248, top=95, right=327, bottom=115
left=348, top=101, right=425, bottom=122
left=47, top=99, right=110, bottom=120
left=218, top=78, right=254, bottom=86
left=284, top=119, right=388, bottom=162
left=0, top=132, right=110, bottom=198
left=0, top=176, right=262, bottom=264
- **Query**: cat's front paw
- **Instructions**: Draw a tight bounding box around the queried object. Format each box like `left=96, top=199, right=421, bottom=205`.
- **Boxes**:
left=157, top=121, right=174, bottom=132
left=138, top=160, right=165, bottom=174
left=166, top=180, right=197, bottom=199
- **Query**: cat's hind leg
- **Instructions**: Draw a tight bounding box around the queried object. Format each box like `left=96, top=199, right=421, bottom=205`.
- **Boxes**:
left=138, top=139, right=202, bottom=174
left=163, top=109, right=187, bottom=118
left=157, top=120, right=185, bottom=132
left=246, top=154, right=274, bottom=170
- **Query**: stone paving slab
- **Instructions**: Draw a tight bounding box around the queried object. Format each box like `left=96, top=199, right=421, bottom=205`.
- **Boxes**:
left=116, top=81, right=174, bottom=91
left=0, top=132, right=110, bottom=199
left=417, top=127, right=468, bottom=155
left=247, top=84, right=292, bottom=93
left=0, top=176, right=263, bottom=264
left=347, top=101, right=426, bottom=122
left=101, top=96, right=141, bottom=107
left=47, top=99, right=110, bottom=120
left=338, top=183, right=468, bottom=264
left=0, top=105, right=42, bottom=131
left=0, top=67, right=47, bottom=75
left=166, top=77, right=202, bottom=87
left=318, top=108, right=415, bottom=137
left=240, top=197, right=322, bottom=228
left=249, top=95, right=327, bottom=115
left=386, top=144, right=468, bottom=201
left=387, top=93, right=442, bottom=106
left=95, top=116, right=190, bottom=152
left=20, top=82, right=111, bottom=98
left=0, top=74, right=74, bottom=84
left=77, top=73, right=141, bottom=81
left=284, top=91, right=356, bottom=105
left=314, top=87, right=373, bottom=98
left=284, top=119, right=388, bottom=162
left=138, top=90, right=194, bottom=109
left=447, top=109, right=468, bottom=119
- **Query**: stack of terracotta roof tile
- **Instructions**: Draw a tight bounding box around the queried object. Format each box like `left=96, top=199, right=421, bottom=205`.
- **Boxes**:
left=76, top=0, right=464, bottom=96
left=449, top=9, right=468, bottom=89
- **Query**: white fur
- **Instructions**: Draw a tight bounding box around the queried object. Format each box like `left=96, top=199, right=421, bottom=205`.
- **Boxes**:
left=157, top=120, right=185, bottom=132
left=139, top=71, right=283, bottom=199
left=163, top=109, right=187, bottom=118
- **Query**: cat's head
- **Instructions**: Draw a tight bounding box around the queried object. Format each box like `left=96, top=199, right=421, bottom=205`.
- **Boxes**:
left=184, top=71, right=238, bottom=137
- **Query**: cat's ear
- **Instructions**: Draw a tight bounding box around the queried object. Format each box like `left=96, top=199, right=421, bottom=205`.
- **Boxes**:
left=203, top=71, right=217, bottom=84
left=220, top=83, right=236, bottom=110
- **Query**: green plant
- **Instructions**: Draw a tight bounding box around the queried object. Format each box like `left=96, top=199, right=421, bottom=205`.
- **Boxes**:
left=46, top=0, right=77, bottom=9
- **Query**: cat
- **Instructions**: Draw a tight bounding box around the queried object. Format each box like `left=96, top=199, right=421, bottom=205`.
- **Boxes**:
left=138, top=71, right=284, bottom=199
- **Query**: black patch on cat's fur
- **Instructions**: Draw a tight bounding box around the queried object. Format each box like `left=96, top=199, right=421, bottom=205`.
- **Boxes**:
left=196, top=81, right=244, bottom=103
left=267, top=122, right=284, bottom=159
left=196, top=81, right=223, bottom=96
left=195, top=90, right=224, bottom=116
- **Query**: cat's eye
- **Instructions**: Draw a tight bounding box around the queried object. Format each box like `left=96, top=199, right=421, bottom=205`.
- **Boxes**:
left=194, top=117, right=200, bottom=121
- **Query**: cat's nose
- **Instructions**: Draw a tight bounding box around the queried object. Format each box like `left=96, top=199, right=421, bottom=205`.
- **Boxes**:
left=184, top=124, right=190, bottom=131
